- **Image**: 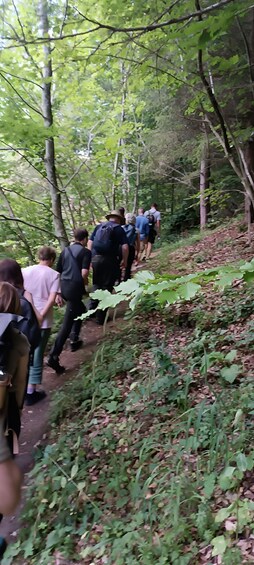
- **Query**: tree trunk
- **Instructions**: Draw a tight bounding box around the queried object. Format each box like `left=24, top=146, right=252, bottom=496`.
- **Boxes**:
left=132, top=154, right=140, bottom=213
left=171, top=180, right=175, bottom=215
left=200, top=134, right=210, bottom=229
left=39, top=0, right=68, bottom=248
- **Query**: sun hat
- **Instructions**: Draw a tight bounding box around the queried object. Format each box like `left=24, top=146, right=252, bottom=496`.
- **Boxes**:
left=105, top=210, right=123, bottom=221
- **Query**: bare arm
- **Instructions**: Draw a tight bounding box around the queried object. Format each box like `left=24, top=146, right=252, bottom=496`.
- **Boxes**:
left=81, top=268, right=89, bottom=286
left=87, top=239, right=93, bottom=251
left=121, top=244, right=129, bottom=268
left=40, top=292, right=57, bottom=320
left=23, top=290, right=43, bottom=325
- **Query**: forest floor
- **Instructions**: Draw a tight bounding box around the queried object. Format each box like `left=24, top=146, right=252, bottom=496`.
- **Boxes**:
left=3, top=218, right=254, bottom=565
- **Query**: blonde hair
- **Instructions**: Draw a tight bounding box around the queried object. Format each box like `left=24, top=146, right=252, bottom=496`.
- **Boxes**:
left=0, top=282, right=21, bottom=314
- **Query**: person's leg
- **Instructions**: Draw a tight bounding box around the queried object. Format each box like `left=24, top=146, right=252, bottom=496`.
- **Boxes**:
left=49, top=300, right=74, bottom=357
left=138, top=240, right=145, bottom=262
left=124, top=246, right=135, bottom=281
left=69, top=300, right=86, bottom=350
left=26, top=329, right=51, bottom=404
left=146, top=241, right=153, bottom=259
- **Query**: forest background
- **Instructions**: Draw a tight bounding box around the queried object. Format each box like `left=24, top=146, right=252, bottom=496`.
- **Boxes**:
left=0, top=0, right=254, bottom=261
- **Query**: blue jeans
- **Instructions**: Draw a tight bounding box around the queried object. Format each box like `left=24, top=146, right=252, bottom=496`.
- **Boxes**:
left=28, top=328, right=51, bottom=386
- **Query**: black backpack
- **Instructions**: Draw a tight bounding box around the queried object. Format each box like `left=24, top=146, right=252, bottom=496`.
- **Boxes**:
left=123, top=224, right=137, bottom=246
left=147, top=213, right=155, bottom=228
left=93, top=222, right=118, bottom=255
left=16, top=291, right=40, bottom=354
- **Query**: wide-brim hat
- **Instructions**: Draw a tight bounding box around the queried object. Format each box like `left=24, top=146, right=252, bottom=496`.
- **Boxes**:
left=105, top=210, right=123, bottom=221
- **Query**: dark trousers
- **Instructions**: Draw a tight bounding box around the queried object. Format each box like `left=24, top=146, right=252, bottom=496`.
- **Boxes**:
left=50, top=282, right=86, bottom=358
left=90, top=255, right=119, bottom=324
left=124, top=245, right=135, bottom=281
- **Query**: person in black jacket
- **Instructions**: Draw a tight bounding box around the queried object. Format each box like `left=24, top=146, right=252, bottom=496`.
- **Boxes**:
left=47, top=228, right=91, bottom=374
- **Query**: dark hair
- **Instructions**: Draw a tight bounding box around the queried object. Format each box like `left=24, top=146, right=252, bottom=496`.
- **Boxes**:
left=38, top=246, right=56, bottom=262
left=152, top=203, right=158, bottom=209
left=138, top=207, right=145, bottom=214
left=73, top=229, right=88, bottom=242
left=0, top=281, right=20, bottom=314
left=0, top=258, right=24, bottom=289
left=118, top=207, right=125, bottom=216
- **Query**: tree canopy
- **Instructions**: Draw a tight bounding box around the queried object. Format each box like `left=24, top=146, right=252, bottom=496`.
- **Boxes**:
left=0, top=0, right=253, bottom=258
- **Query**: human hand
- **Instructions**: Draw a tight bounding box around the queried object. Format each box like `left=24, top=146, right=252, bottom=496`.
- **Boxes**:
left=55, top=294, right=64, bottom=307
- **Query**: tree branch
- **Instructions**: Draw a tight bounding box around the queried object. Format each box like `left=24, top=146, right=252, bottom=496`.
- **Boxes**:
left=0, top=72, right=43, bottom=117
left=0, top=215, right=57, bottom=239
left=75, top=0, right=236, bottom=35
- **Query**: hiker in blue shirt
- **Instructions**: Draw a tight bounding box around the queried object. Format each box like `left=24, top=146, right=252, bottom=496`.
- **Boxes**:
left=122, top=213, right=140, bottom=281
left=135, top=208, right=149, bottom=261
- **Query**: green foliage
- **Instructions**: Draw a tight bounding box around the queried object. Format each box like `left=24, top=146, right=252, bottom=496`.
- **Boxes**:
left=162, top=201, right=199, bottom=240
left=83, top=258, right=254, bottom=322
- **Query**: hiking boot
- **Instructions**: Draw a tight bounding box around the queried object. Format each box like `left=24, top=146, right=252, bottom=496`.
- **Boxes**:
left=70, top=340, right=83, bottom=352
left=25, top=390, right=47, bottom=406
left=47, top=357, right=66, bottom=374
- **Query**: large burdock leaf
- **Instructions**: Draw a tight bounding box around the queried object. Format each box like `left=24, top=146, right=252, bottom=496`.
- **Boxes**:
left=134, top=270, right=155, bottom=283
left=178, top=282, right=201, bottom=300
left=157, top=290, right=179, bottom=304
left=216, top=271, right=243, bottom=288
left=115, top=279, right=140, bottom=294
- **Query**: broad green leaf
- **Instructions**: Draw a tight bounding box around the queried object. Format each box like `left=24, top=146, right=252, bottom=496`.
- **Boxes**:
left=224, top=349, right=237, bottom=362
left=129, top=290, right=143, bottom=310
left=46, top=530, right=59, bottom=549
left=216, top=272, right=243, bottom=288
left=115, top=279, right=140, bottom=294
left=144, top=281, right=171, bottom=294
left=178, top=282, right=201, bottom=300
left=219, top=466, right=236, bottom=490
left=243, top=271, right=254, bottom=283
left=236, top=452, right=248, bottom=472
left=134, top=270, right=155, bottom=283
left=215, top=505, right=232, bottom=523
left=211, top=535, right=227, bottom=557
left=157, top=290, right=179, bottom=304
left=220, top=364, right=241, bottom=383
left=71, top=463, right=79, bottom=479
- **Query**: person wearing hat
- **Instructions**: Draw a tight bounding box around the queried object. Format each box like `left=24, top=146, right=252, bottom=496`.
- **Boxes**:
left=88, top=210, right=129, bottom=325
left=123, top=213, right=140, bottom=281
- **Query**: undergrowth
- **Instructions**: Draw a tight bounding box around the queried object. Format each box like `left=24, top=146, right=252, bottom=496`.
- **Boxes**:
left=4, top=224, right=254, bottom=565
left=4, top=314, right=254, bottom=564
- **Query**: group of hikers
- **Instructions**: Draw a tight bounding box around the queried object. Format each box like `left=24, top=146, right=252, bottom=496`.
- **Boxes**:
left=0, top=202, right=160, bottom=553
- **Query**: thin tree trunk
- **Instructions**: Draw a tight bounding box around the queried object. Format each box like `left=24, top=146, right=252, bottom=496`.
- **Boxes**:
left=171, top=180, right=175, bottom=215
left=39, top=0, right=68, bottom=248
left=132, top=154, right=140, bottom=213
left=200, top=128, right=210, bottom=229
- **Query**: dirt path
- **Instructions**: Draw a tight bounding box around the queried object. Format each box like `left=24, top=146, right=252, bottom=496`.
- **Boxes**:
left=0, top=318, right=104, bottom=543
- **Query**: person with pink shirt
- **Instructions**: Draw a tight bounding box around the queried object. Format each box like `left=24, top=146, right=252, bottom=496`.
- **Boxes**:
left=22, top=246, right=60, bottom=405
